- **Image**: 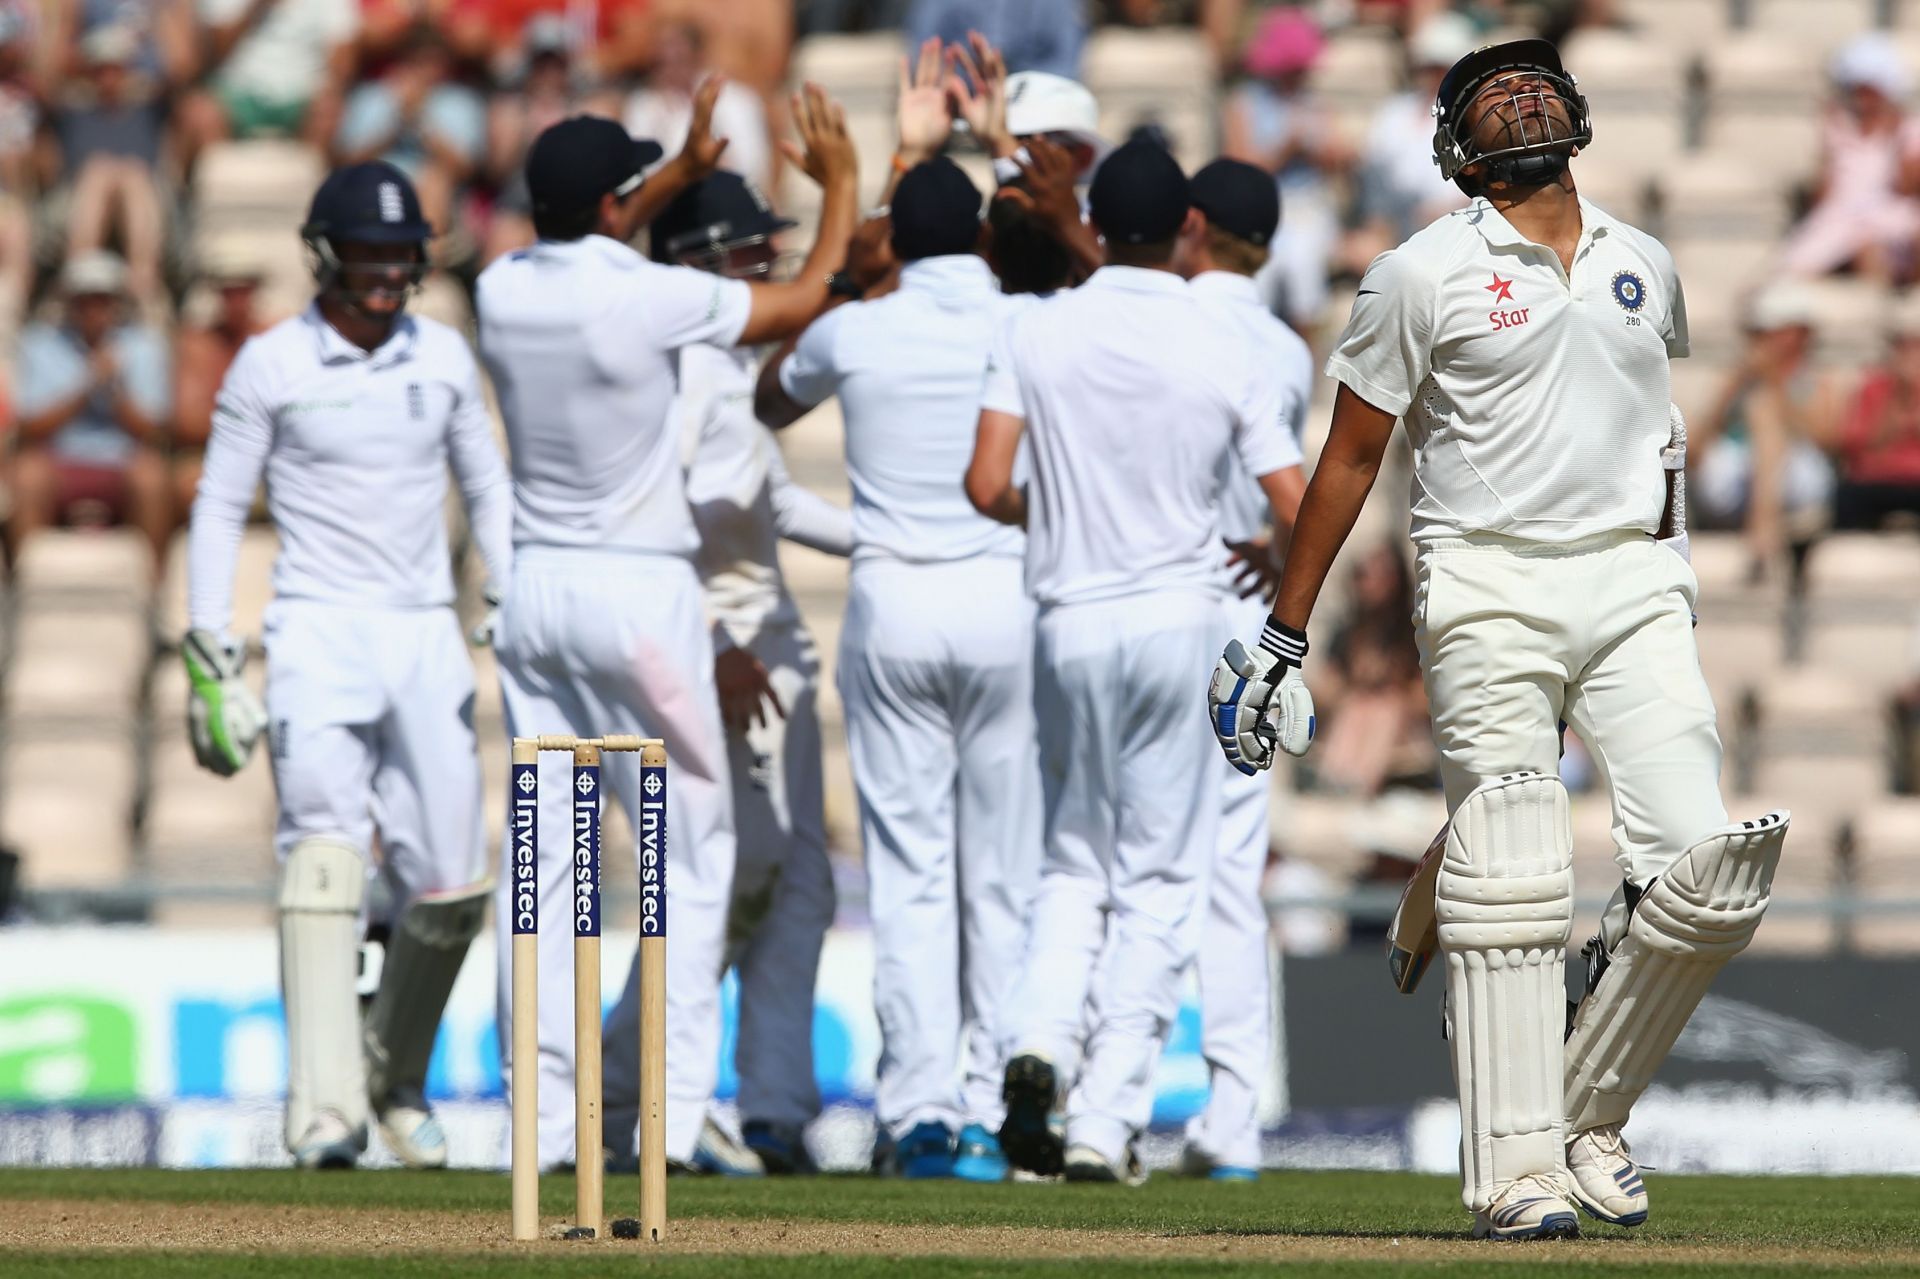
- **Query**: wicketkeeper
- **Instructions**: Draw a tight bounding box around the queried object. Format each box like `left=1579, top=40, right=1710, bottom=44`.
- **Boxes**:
left=1208, top=39, right=1788, bottom=1238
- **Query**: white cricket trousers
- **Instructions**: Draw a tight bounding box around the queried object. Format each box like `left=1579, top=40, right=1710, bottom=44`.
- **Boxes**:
left=1008, top=588, right=1223, bottom=1163
left=605, top=618, right=835, bottom=1138
left=1185, top=591, right=1273, bottom=1172
left=491, top=548, right=736, bottom=1167
left=264, top=599, right=487, bottom=1148
left=264, top=598, right=487, bottom=891
left=1414, top=531, right=1727, bottom=883
left=840, top=554, right=1041, bottom=1140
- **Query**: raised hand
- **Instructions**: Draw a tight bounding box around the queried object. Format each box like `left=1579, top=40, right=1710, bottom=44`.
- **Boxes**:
left=680, top=75, right=733, bottom=178
left=947, top=31, right=1012, bottom=158
left=895, top=35, right=952, bottom=165
left=782, top=81, right=857, bottom=189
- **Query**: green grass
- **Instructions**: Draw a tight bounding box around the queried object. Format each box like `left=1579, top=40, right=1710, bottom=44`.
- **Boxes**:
left=6, top=1168, right=1920, bottom=1276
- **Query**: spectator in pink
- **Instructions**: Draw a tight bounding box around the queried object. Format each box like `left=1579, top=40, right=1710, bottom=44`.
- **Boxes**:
left=1782, top=34, right=1920, bottom=284
left=1829, top=297, right=1920, bottom=530
left=10, top=251, right=173, bottom=573
left=1222, top=6, right=1349, bottom=330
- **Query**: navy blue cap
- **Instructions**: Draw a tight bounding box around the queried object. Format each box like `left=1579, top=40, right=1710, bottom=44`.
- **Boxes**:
left=649, top=171, right=796, bottom=262
left=301, top=161, right=433, bottom=245
left=1190, top=158, right=1280, bottom=247
left=526, top=116, right=667, bottom=221
left=1088, top=138, right=1190, bottom=246
left=891, top=157, right=983, bottom=262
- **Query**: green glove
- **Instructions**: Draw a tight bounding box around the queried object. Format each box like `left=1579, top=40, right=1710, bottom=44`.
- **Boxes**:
left=183, top=629, right=268, bottom=777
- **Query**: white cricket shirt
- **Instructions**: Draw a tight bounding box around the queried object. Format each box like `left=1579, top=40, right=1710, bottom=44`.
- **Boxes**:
left=780, top=254, right=1023, bottom=565
left=677, top=340, right=851, bottom=645
left=980, top=265, right=1300, bottom=608
left=187, top=307, right=513, bottom=634
left=1326, top=195, right=1686, bottom=544
left=476, top=234, right=751, bottom=556
left=1189, top=270, right=1311, bottom=545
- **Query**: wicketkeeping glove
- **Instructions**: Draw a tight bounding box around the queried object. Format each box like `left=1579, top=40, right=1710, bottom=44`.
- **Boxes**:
left=183, top=629, right=268, bottom=777
left=1208, top=620, right=1315, bottom=776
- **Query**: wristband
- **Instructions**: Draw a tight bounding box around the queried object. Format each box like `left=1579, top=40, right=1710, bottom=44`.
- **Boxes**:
left=992, top=154, right=1023, bottom=186
left=1258, top=618, right=1308, bottom=667
left=891, top=152, right=915, bottom=175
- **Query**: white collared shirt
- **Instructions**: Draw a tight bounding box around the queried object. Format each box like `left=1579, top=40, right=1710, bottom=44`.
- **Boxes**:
left=980, top=265, right=1299, bottom=608
left=1189, top=270, right=1310, bottom=545
left=1327, top=194, right=1687, bottom=544
left=188, top=307, right=513, bottom=633
left=476, top=234, right=751, bottom=556
left=678, top=340, right=852, bottom=646
left=780, top=254, right=1023, bottom=565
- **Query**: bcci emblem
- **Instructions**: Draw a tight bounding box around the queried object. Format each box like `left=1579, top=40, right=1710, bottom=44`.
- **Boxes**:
left=643, top=772, right=664, bottom=798
left=1611, top=270, right=1647, bottom=313
left=575, top=771, right=596, bottom=796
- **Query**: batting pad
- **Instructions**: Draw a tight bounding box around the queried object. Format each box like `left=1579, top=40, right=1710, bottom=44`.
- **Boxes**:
left=1565, top=811, right=1788, bottom=1134
left=365, top=880, right=491, bottom=1105
left=1437, top=771, right=1575, bottom=1212
left=279, top=837, right=369, bottom=1148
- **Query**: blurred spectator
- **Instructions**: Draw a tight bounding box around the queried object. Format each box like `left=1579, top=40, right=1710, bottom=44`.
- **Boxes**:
left=432, top=0, right=654, bottom=81
left=797, top=0, right=912, bottom=37
left=333, top=25, right=487, bottom=243
left=10, top=251, right=173, bottom=572
left=0, top=6, right=33, bottom=346
left=1265, top=852, right=1342, bottom=955
left=1828, top=297, right=1920, bottom=531
left=654, top=0, right=794, bottom=99
left=177, top=0, right=358, bottom=167
left=1782, top=35, right=1920, bottom=284
left=624, top=22, right=772, bottom=193
left=1310, top=544, right=1432, bottom=796
left=172, top=253, right=267, bottom=521
left=907, top=0, right=1085, bottom=79
left=41, top=24, right=183, bottom=305
left=1347, top=14, right=1473, bottom=266
left=483, top=15, right=622, bottom=263
left=1222, top=7, right=1348, bottom=330
left=1692, top=287, right=1840, bottom=575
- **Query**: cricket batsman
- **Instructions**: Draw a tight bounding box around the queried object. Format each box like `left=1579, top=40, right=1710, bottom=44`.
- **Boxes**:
left=185, top=161, right=512, bottom=1169
left=1208, top=40, right=1788, bottom=1237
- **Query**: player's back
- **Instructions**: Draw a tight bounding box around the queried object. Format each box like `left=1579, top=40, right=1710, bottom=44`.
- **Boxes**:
left=813, top=254, right=1021, bottom=564
left=476, top=235, right=747, bottom=556
left=995, top=266, right=1268, bottom=607
left=1191, top=270, right=1311, bottom=545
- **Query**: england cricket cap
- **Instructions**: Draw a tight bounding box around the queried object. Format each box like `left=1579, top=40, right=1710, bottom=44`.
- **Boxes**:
left=1088, top=138, right=1190, bottom=246
left=1190, top=158, right=1280, bottom=247
left=526, top=116, right=666, bottom=221
left=890, top=156, right=983, bottom=261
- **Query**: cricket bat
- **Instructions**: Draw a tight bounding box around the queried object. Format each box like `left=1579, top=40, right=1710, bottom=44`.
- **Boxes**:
left=1385, top=822, right=1449, bottom=995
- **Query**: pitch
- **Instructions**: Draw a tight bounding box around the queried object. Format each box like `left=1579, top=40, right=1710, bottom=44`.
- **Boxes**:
left=4, top=1168, right=1918, bottom=1276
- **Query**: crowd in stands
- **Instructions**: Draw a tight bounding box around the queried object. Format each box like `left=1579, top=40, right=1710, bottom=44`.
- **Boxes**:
left=3, top=0, right=1919, bottom=943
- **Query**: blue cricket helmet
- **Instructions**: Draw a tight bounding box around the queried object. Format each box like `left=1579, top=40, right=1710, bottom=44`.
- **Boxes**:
left=299, top=161, right=433, bottom=302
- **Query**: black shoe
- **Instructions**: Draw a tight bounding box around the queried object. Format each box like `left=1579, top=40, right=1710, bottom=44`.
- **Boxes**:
left=998, top=1054, right=1064, bottom=1177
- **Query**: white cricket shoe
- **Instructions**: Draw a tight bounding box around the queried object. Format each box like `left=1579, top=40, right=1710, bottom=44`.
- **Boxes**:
left=1566, top=1125, right=1649, bottom=1227
left=1471, top=1173, right=1580, bottom=1241
left=1062, top=1143, right=1148, bottom=1187
left=292, top=1109, right=364, bottom=1170
left=373, top=1088, right=448, bottom=1169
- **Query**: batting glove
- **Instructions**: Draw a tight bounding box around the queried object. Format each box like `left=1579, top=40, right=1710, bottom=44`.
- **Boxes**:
left=183, top=629, right=267, bottom=777
left=1208, top=620, right=1315, bottom=776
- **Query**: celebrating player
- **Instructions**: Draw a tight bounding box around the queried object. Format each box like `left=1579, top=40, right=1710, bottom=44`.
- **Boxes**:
left=758, top=157, right=1037, bottom=1181
left=968, top=139, right=1303, bottom=1184
left=1208, top=40, right=1789, bottom=1237
left=185, top=162, right=512, bottom=1170
left=600, top=170, right=853, bottom=1177
left=1174, top=158, right=1311, bottom=1181
left=476, top=86, right=857, bottom=1174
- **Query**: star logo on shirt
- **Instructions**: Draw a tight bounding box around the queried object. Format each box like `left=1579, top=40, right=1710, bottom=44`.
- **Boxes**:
left=1485, top=274, right=1515, bottom=304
